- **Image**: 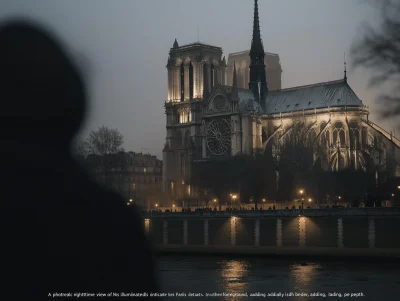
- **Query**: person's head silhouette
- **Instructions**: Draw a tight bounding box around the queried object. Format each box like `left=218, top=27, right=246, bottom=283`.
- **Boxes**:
left=0, top=20, right=86, bottom=149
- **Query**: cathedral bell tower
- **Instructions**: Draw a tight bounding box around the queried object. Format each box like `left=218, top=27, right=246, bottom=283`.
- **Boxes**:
left=166, top=40, right=226, bottom=102
left=249, top=0, right=268, bottom=112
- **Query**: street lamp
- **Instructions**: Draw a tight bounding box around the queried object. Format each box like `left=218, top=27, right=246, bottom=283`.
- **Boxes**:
left=129, top=199, right=133, bottom=203
left=230, top=194, right=237, bottom=209
left=299, top=189, right=304, bottom=209
left=397, top=186, right=400, bottom=190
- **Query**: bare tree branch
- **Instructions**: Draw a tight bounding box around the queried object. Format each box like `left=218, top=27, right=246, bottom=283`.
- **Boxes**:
left=86, top=126, right=124, bottom=156
left=351, top=0, right=400, bottom=118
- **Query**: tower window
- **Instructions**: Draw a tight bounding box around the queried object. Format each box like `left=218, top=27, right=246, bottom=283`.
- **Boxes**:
left=180, top=63, right=184, bottom=102
left=189, top=62, right=194, bottom=99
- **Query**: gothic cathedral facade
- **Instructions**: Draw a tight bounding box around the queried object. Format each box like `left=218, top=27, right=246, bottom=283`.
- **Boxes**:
left=163, top=0, right=400, bottom=203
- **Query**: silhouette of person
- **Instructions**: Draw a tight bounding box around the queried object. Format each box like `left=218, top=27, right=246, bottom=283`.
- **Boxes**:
left=0, top=20, right=158, bottom=299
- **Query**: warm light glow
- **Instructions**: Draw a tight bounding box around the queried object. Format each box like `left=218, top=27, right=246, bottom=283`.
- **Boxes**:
left=172, top=204, right=176, bottom=208
left=232, top=195, right=237, bottom=200
left=299, top=189, right=304, bottom=195
left=127, top=202, right=130, bottom=206
left=398, top=186, right=400, bottom=190
left=213, top=199, right=217, bottom=202
left=308, top=198, right=312, bottom=202
left=338, top=196, right=342, bottom=200
left=182, top=180, right=185, bottom=185
left=392, top=193, right=395, bottom=197
left=143, top=168, right=147, bottom=173
left=155, top=204, right=158, bottom=207
left=129, top=199, right=133, bottom=203
left=262, top=199, right=266, bottom=202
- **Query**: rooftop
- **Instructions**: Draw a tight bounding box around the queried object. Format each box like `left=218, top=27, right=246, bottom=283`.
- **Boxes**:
left=170, top=42, right=222, bottom=52
left=229, top=50, right=279, bottom=57
left=265, top=79, right=365, bottom=114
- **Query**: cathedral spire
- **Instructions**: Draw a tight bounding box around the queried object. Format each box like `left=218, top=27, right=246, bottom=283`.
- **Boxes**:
left=173, top=38, right=179, bottom=48
left=249, top=0, right=267, bottom=112
left=250, top=0, right=264, bottom=55
left=232, top=61, right=237, bottom=89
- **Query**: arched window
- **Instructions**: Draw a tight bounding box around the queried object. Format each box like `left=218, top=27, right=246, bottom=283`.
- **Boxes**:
left=189, top=62, right=194, bottom=99
left=180, top=63, right=185, bottom=102
left=349, top=121, right=360, bottom=150
left=361, top=127, right=368, bottom=148
left=320, top=122, right=330, bottom=148
left=203, top=63, right=207, bottom=92
left=333, top=122, right=345, bottom=147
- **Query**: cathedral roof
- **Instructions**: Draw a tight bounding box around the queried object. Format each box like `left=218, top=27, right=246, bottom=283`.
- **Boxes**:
left=264, top=79, right=365, bottom=114
left=217, top=79, right=363, bottom=114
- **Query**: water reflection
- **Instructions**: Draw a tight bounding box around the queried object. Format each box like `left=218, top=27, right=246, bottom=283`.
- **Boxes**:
left=290, top=262, right=321, bottom=292
left=158, top=255, right=400, bottom=301
left=219, top=260, right=248, bottom=293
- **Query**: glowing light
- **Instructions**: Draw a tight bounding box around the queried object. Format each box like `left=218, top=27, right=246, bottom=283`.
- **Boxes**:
left=129, top=199, right=133, bottom=203
left=232, top=195, right=237, bottom=200
left=308, top=198, right=312, bottom=202
left=299, top=189, right=304, bottom=195
left=155, top=204, right=159, bottom=207
left=262, top=199, right=266, bottom=202
left=127, top=203, right=130, bottom=206
left=392, top=193, right=395, bottom=197
left=173, top=204, right=176, bottom=208
left=213, top=199, right=217, bottom=202
left=397, top=186, right=400, bottom=190
left=338, top=196, right=342, bottom=200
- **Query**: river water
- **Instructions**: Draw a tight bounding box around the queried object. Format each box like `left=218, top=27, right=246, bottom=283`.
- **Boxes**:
left=156, top=255, right=400, bottom=301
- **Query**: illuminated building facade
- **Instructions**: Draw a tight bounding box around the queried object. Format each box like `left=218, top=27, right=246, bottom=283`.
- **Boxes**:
left=162, top=0, right=400, bottom=202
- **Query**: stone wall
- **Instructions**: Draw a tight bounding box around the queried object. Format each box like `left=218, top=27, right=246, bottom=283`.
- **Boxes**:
left=144, top=213, right=400, bottom=258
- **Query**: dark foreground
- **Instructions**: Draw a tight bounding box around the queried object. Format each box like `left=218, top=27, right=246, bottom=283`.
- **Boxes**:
left=156, top=255, right=400, bottom=301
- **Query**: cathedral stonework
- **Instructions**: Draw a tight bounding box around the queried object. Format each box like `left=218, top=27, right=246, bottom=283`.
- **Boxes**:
left=163, top=0, right=400, bottom=203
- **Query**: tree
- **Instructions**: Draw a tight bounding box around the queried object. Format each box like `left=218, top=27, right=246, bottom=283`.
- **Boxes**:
left=352, top=0, right=400, bottom=118
left=85, top=126, right=125, bottom=188
left=87, top=126, right=124, bottom=155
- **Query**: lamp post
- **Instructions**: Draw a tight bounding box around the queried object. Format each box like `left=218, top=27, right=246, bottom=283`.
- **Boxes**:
left=232, top=194, right=237, bottom=209
left=308, top=198, right=312, bottom=209
left=299, top=189, right=304, bottom=209
left=262, top=198, right=266, bottom=210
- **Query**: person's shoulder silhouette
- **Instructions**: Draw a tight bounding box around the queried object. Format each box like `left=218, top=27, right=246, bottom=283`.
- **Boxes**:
left=0, top=20, right=158, bottom=299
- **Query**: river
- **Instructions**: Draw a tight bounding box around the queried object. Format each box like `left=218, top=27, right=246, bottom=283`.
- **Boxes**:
left=156, top=255, right=400, bottom=301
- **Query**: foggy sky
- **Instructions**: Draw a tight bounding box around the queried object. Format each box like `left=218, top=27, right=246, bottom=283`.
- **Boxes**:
left=0, top=0, right=394, bottom=159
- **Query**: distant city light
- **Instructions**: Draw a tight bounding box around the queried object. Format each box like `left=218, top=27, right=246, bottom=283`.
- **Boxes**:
left=155, top=204, right=159, bottom=207
left=308, top=198, right=312, bottom=202
left=213, top=199, right=217, bottom=202
left=173, top=204, right=176, bottom=207
left=299, top=189, right=304, bottom=195
left=262, top=199, right=266, bottom=202
left=129, top=199, right=133, bottom=202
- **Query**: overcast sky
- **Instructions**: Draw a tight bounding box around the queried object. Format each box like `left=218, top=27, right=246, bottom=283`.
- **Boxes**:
left=0, top=0, right=394, bottom=159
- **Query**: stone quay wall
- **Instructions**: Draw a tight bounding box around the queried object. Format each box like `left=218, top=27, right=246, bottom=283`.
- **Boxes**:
left=143, top=208, right=400, bottom=258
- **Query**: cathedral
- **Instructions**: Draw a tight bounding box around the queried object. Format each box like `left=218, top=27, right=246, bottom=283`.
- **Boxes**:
left=162, top=0, right=400, bottom=201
